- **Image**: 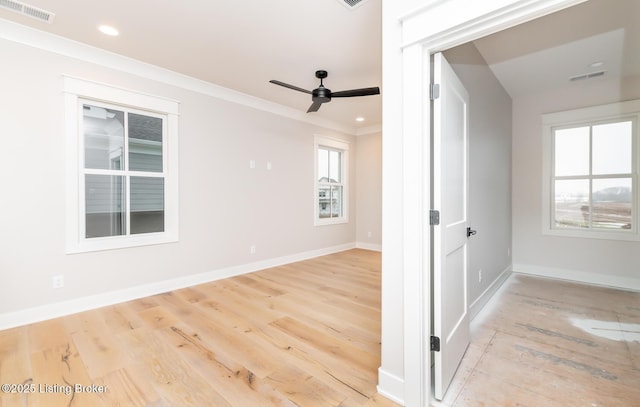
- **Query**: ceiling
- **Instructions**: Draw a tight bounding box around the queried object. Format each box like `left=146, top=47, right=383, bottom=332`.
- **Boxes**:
left=473, top=0, right=640, bottom=98
left=0, top=0, right=382, bottom=130
left=0, top=0, right=637, bottom=131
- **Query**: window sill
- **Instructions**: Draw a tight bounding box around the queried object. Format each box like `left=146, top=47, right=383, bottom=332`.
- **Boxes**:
left=66, top=232, right=179, bottom=254
left=315, top=217, right=349, bottom=227
left=543, top=227, right=640, bottom=242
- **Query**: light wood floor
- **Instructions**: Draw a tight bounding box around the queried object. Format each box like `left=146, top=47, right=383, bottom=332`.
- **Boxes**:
left=441, top=274, right=640, bottom=406
left=0, top=249, right=400, bottom=407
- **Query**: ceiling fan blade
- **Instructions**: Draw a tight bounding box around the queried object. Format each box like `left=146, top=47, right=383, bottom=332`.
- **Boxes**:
left=331, top=87, right=380, bottom=98
left=307, top=101, right=323, bottom=113
left=269, top=80, right=312, bottom=94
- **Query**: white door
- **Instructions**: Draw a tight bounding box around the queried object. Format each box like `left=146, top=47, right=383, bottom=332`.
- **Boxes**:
left=432, top=52, right=471, bottom=401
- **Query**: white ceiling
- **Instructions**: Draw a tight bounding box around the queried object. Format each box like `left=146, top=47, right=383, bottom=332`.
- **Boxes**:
left=473, top=0, right=640, bottom=98
left=0, top=0, right=637, bottom=130
left=0, top=0, right=382, bottom=130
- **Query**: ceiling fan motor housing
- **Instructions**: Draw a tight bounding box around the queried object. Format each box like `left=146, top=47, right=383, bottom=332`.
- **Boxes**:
left=313, top=86, right=331, bottom=102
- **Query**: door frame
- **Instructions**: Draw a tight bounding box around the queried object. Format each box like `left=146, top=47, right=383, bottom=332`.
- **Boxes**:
left=389, top=0, right=589, bottom=405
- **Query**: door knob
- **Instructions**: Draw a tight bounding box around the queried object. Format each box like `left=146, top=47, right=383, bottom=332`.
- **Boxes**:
left=467, top=227, right=477, bottom=237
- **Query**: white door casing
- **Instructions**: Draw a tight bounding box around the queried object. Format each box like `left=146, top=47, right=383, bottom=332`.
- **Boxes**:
left=432, top=52, right=470, bottom=401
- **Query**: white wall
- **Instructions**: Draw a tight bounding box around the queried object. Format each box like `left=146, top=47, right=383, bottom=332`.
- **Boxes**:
left=444, top=42, right=513, bottom=314
left=356, top=132, right=382, bottom=250
left=0, top=35, right=367, bottom=324
left=512, top=75, right=640, bottom=289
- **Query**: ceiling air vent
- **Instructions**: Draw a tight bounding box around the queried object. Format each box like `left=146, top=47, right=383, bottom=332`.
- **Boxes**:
left=569, top=70, right=606, bottom=82
left=336, top=0, right=370, bottom=9
left=0, top=0, right=55, bottom=23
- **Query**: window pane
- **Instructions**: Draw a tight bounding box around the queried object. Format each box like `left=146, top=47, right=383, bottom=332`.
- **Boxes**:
left=331, top=185, right=343, bottom=218
left=129, top=113, right=163, bottom=172
left=329, top=150, right=341, bottom=183
left=554, top=127, right=589, bottom=176
left=554, top=179, right=589, bottom=228
left=592, top=121, right=632, bottom=175
left=83, top=105, right=125, bottom=170
left=318, top=185, right=331, bottom=218
left=85, top=174, right=125, bottom=238
left=592, top=178, right=632, bottom=230
left=318, top=148, right=329, bottom=182
left=130, top=177, right=165, bottom=234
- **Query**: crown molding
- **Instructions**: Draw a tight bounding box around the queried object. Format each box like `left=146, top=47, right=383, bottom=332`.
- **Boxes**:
left=0, top=18, right=359, bottom=135
left=355, top=123, right=382, bottom=136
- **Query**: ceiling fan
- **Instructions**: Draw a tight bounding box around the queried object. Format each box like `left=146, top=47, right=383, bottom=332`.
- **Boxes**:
left=269, top=70, right=380, bottom=113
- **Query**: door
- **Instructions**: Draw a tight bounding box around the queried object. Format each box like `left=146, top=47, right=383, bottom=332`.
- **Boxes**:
left=432, top=52, right=470, bottom=401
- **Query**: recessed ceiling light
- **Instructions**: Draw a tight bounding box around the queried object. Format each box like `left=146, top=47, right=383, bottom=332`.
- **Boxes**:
left=589, top=61, right=604, bottom=68
left=98, top=25, right=119, bottom=36
left=356, top=117, right=365, bottom=122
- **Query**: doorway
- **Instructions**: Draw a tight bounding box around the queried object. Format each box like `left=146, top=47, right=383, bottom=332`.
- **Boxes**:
left=378, top=0, right=604, bottom=406
left=423, top=0, right=639, bottom=404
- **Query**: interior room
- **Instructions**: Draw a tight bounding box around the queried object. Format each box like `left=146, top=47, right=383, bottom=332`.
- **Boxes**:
left=1, top=0, right=639, bottom=406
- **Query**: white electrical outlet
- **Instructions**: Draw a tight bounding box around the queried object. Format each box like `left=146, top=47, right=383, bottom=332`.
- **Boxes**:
left=250, top=245, right=256, bottom=254
left=478, top=270, right=483, bottom=283
left=249, top=160, right=256, bottom=169
left=367, top=231, right=372, bottom=238
left=266, top=161, right=272, bottom=170
left=508, top=248, right=511, bottom=257
left=52, top=274, right=64, bottom=289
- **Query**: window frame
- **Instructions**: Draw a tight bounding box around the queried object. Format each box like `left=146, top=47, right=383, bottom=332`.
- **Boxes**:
left=314, top=135, right=349, bottom=226
left=542, top=99, right=640, bottom=241
left=64, top=77, right=179, bottom=253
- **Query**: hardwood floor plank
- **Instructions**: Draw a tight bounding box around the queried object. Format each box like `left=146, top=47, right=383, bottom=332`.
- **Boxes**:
left=99, top=303, right=145, bottom=334
left=116, top=326, right=232, bottom=407
left=270, top=316, right=378, bottom=374
left=268, top=292, right=380, bottom=348
left=27, top=319, right=69, bottom=353
left=0, top=327, right=32, bottom=407
left=137, top=306, right=180, bottom=330
left=30, top=340, right=105, bottom=407
left=154, top=292, right=278, bottom=378
left=253, top=322, right=375, bottom=403
left=267, top=317, right=378, bottom=399
left=99, top=367, right=164, bottom=407
left=154, top=324, right=297, bottom=407
left=64, top=311, right=129, bottom=379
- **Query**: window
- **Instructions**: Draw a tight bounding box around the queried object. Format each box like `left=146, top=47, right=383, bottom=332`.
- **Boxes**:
left=64, top=77, right=179, bottom=253
left=542, top=100, right=639, bottom=240
left=315, top=136, right=349, bottom=225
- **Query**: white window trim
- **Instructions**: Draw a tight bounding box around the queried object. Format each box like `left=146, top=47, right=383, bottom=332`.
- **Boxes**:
left=542, top=99, right=640, bottom=241
left=314, top=135, right=349, bottom=226
left=64, top=76, right=180, bottom=253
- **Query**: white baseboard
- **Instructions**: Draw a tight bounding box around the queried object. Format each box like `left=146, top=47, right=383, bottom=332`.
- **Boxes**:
left=469, top=264, right=512, bottom=321
left=355, top=241, right=382, bottom=252
left=512, top=263, right=640, bottom=292
left=377, top=367, right=405, bottom=405
left=0, top=243, right=356, bottom=330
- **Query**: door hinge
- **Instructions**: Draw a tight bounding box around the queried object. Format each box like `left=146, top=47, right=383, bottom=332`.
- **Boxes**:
left=429, top=210, right=440, bottom=226
left=430, top=336, right=441, bottom=352
left=430, top=83, right=440, bottom=100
